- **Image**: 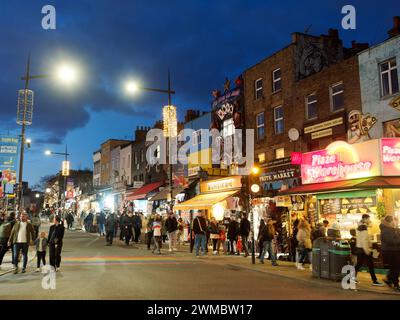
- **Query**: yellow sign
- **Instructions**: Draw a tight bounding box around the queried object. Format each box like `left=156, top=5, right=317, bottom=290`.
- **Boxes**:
left=311, top=128, right=333, bottom=140
left=200, top=176, right=242, bottom=193
left=304, top=117, right=343, bottom=134
left=62, top=161, right=70, bottom=176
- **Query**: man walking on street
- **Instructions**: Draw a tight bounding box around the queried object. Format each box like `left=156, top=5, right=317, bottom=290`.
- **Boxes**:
left=48, top=216, right=65, bottom=272
left=105, top=212, right=117, bottom=246
left=133, top=212, right=142, bottom=243
left=165, top=211, right=178, bottom=252
left=8, top=212, right=35, bottom=274
left=239, top=213, right=251, bottom=257
left=0, top=213, right=16, bottom=267
left=353, top=214, right=384, bottom=286
left=193, top=211, right=207, bottom=257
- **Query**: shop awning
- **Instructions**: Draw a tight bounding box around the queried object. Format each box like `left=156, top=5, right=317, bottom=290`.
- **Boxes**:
left=279, top=176, right=400, bottom=195
left=149, top=186, right=185, bottom=201
left=125, top=182, right=164, bottom=201
left=173, top=190, right=238, bottom=211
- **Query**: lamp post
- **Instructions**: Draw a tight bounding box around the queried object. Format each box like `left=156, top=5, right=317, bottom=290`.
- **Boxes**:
left=125, top=70, right=176, bottom=209
left=16, top=53, right=78, bottom=212
left=45, top=145, right=70, bottom=209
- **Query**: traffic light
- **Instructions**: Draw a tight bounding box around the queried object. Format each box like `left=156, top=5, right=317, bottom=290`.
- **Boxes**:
left=249, top=162, right=261, bottom=196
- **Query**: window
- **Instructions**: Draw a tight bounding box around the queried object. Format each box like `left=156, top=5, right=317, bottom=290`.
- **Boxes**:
left=258, top=153, right=266, bottom=163
left=256, top=112, right=265, bottom=141
left=380, top=58, right=399, bottom=97
left=306, top=93, right=318, bottom=120
left=274, top=106, right=284, bottom=134
left=275, top=148, right=285, bottom=159
left=330, top=82, right=344, bottom=112
left=272, top=68, right=281, bottom=92
left=193, top=130, right=202, bottom=146
left=222, top=118, right=234, bottom=138
left=255, top=78, right=263, bottom=99
left=140, top=149, right=144, bottom=162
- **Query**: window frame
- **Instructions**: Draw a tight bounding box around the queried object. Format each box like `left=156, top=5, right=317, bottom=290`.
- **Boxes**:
left=305, top=92, right=318, bottom=120
left=222, top=118, right=234, bottom=138
left=275, top=148, right=285, bottom=160
left=380, top=58, right=399, bottom=97
left=274, top=105, right=284, bottom=135
left=272, top=68, right=282, bottom=93
left=256, top=112, right=265, bottom=141
left=255, top=78, right=263, bottom=100
left=330, top=82, right=344, bottom=112
left=258, top=152, right=266, bottom=164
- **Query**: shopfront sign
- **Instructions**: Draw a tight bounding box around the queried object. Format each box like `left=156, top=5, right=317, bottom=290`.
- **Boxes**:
left=200, top=176, right=242, bottom=193
left=304, top=117, right=343, bottom=134
left=188, top=166, right=200, bottom=177
left=381, top=138, right=400, bottom=175
left=260, top=166, right=300, bottom=182
left=301, top=140, right=381, bottom=184
left=133, top=181, right=144, bottom=188
left=311, top=128, right=332, bottom=140
left=274, top=196, right=292, bottom=207
left=291, top=152, right=302, bottom=165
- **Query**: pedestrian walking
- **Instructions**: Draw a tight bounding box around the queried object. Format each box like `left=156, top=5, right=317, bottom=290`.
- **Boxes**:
left=66, top=212, right=74, bottom=230
left=177, top=217, right=184, bottom=245
left=105, top=212, right=118, bottom=246
left=122, top=212, right=134, bottom=245
left=31, top=213, right=41, bottom=239
left=161, top=217, right=168, bottom=243
left=48, top=216, right=65, bottom=272
left=133, top=212, right=142, bottom=243
left=8, top=212, right=35, bottom=274
left=119, top=211, right=126, bottom=241
left=257, top=219, right=266, bottom=257
left=353, top=214, right=384, bottom=286
left=296, top=219, right=312, bottom=270
left=228, top=217, right=239, bottom=255
left=0, top=213, right=16, bottom=267
left=209, top=217, right=220, bottom=255
left=146, top=214, right=155, bottom=250
left=34, top=231, right=48, bottom=272
left=239, top=214, right=251, bottom=257
left=193, top=211, right=207, bottom=257
left=165, top=211, right=178, bottom=252
left=152, top=215, right=162, bottom=255
left=259, top=218, right=278, bottom=266
left=380, top=215, right=400, bottom=291
left=98, top=211, right=106, bottom=236
left=218, top=225, right=227, bottom=255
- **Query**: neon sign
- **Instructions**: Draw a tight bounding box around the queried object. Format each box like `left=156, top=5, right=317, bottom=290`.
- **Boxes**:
left=381, top=138, right=400, bottom=175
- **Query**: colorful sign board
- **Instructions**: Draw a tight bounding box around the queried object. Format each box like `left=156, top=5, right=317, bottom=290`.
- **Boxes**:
left=304, top=117, right=343, bottom=134
left=200, top=176, right=242, bottom=193
left=301, top=139, right=381, bottom=184
left=381, top=138, right=400, bottom=176
left=0, top=135, right=19, bottom=173
left=291, top=152, right=302, bottom=165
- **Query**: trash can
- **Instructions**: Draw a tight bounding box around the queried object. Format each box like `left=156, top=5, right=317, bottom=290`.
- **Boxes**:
left=312, top=237, right=330, bottom=279
left=329, top=239, right=352, bottom=281
left=320, top=240, right=331, bottom=279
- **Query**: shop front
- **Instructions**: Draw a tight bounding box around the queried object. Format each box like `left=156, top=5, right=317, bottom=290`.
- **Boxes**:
left=124, top=181, right=164, bottom=216
left=281, top=138, right=400, bottom=240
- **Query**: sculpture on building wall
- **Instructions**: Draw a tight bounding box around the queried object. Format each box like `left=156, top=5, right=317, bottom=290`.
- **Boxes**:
left=347, top=110, right=377, bottom=144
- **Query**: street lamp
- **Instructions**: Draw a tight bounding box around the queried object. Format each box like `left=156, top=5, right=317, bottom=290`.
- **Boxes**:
left=35, top=193, right=40, bottom=198
left=124, top=70, right=176, bottom=208
left=44, top=144, right=70, bottom=209
left=16, top=53, right=79, bottom=211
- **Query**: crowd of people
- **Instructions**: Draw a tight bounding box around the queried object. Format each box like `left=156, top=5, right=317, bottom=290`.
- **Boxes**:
left=0, top=209, right=65, bottom=274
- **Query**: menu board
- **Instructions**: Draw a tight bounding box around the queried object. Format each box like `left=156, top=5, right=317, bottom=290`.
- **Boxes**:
left=319, top=196, right=377, bottom=215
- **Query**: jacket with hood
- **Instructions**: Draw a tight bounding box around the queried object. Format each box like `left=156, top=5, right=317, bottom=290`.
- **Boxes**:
left=380, top=218, right=400, bottom=252
left=356, top=222, right=371, bottom=255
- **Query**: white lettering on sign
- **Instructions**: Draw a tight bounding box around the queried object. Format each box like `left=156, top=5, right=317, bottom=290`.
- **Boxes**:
left=382, top=145, right=400, bottom=162
left=306, top=161, right=372, bottom=181
left=311, top=154, right=337, bottom=166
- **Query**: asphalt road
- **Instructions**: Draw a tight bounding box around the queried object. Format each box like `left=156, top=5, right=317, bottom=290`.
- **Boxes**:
left=0, top=228, right=396, bottom=300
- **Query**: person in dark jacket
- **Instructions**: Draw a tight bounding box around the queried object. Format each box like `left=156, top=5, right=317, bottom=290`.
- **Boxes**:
left=97, top=211, right=106, bottom=236
left=85, top=211, right=94, bottom=233
left=257, top=218, right=266, bottom=257
left=227, top=217, right=239, bottom=255
left=259, top=218, right=278, bottom=266
left=105, top=213, right=118, bottom=246
left=193, top=211, right=207, bottom=257
left=165, top=212, right=178, bottom=252
left=0, top=213, right=16, bottom=266
left=209, top=217, right=220, bottom=255
left=380, top=215, right=400, bottom=291
left=239, top=214, right=251, bottom=257
left=146, top=214, right=155, bottom=250
left=48, top=216, right=65, bottom=272
left=119, top=212, right=126, bottom=240
left=122, top=212, right=134, bottom=245
left=132, top=213, right=142, bottom=243
left=66, top=212, right=74, bottom=230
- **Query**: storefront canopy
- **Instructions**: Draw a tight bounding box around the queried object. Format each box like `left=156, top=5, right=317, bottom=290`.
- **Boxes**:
left=125, top=182, right=164, bottom=201
left=279, top=176, right=400, bottom=195
left=149, top=186, right=185, bottom=201
left=173, top=190, right=238, bottom=211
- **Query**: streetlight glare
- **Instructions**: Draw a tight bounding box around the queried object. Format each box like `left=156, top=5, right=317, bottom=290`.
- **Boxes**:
left=46, top=188, right=51, bottom=193
left=26, top=138, right=32, bottom=144
left=45, top=150, right=51, bottom=156
left=57, top=64, right=78, bottom=83
left=251, top=166, right=259, bottom=175
left=125, top=81, right=139, bottom=94
left=35, top=193, right=40, bottom=198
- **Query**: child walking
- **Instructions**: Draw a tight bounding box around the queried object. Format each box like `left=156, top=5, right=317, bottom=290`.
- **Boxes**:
left=34, top=231, right=48, bottom=272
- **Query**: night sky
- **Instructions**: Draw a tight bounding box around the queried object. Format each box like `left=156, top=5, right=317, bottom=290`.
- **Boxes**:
left=0, top=0, right=397, bottom=187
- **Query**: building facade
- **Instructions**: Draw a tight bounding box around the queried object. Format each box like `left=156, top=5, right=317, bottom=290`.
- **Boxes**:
left=93, top=150, right=101, bottom=187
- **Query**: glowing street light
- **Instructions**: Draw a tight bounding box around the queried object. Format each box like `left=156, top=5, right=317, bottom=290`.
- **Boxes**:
left=35, top=193, right=40, bottom=198
left=44, top=150, right=51, bottom=156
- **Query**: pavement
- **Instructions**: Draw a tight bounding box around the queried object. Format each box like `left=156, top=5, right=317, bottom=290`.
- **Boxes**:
left=0, top=225, right=399, bottom=299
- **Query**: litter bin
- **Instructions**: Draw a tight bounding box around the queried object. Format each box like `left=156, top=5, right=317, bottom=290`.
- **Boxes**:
left=312, top=237, right=330, bottom=279
left=320, top=240, right=331, bottom=279
left=329, top=239, right=352, bottom=281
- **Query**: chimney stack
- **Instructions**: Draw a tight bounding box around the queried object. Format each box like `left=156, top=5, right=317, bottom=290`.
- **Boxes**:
left=388, top=16, right=400, bottom=38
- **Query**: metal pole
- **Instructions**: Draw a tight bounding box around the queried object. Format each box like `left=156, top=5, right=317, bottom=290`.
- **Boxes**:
left=17, top=53, right=31, bottom=212
left=168, top=69, right=173, bottom=209
left=63, top=144, right=68, bottom=210
left=248, top=175, right=256, bottom=264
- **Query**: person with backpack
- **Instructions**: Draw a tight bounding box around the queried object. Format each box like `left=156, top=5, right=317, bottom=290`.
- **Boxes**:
left=0, top=213, right=16, bottom=266
left=259, top=218, right=278, bottom=266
